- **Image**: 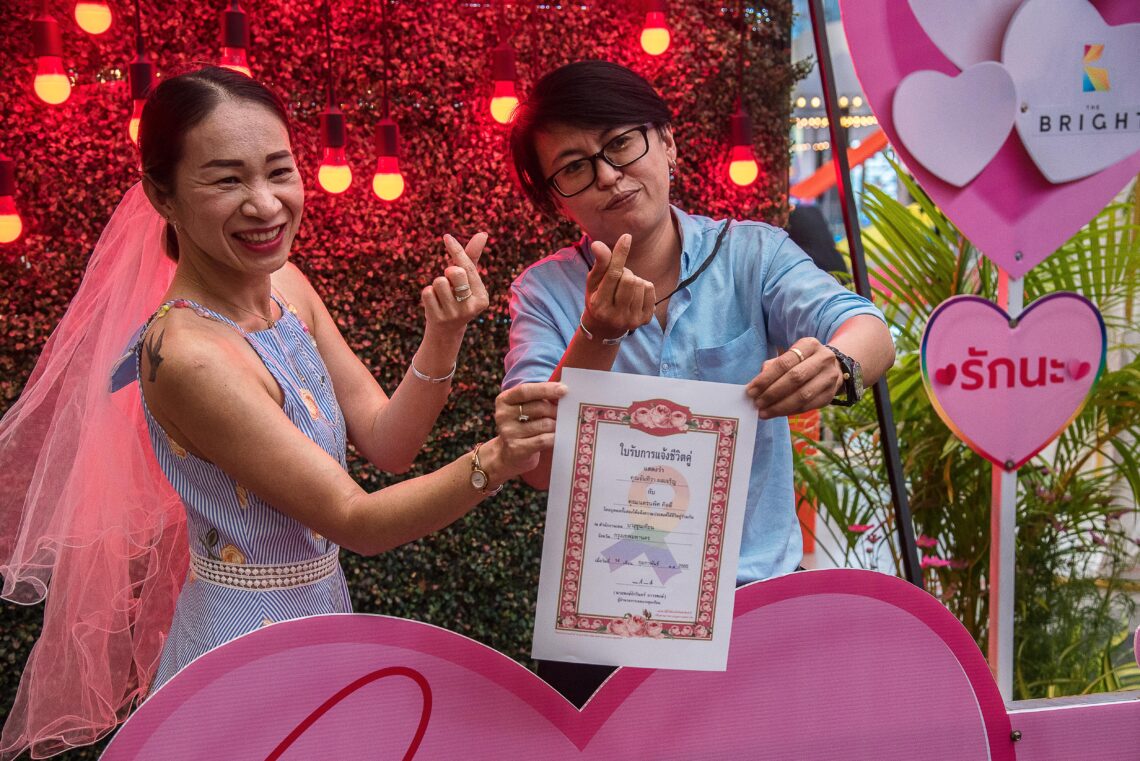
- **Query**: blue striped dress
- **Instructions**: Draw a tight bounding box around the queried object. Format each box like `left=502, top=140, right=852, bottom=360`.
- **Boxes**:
left=137, top=296, right=352, bottom=692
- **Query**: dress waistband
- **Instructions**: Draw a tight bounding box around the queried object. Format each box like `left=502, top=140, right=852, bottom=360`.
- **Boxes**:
left=188, top=549, right=340, bottom=591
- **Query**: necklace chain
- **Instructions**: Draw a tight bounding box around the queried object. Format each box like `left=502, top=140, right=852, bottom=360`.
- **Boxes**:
left=178, top=273, right=276, bottom=328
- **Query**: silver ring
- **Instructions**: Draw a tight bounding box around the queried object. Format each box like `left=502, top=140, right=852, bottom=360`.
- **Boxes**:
left=452, top=283, right=471, bottom=294
left=455, top=292, right=472, bottom=302
left=788, top=347, right=805, bottom=363
left=517, top=404, right=530, bottom=423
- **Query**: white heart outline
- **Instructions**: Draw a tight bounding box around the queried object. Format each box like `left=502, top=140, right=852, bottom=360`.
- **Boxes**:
left=1002, top=0, right=1140, bottom=183
left=892, top=62, right=1018, bottom=187
left=907, top=0, right=1024, bottom=69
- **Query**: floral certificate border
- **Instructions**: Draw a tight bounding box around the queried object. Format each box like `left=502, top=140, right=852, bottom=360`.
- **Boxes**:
left=554, top=399, right=741, bottom=642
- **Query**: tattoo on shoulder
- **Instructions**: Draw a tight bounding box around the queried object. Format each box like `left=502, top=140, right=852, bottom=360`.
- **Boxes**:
left=145, top=329, right=165, bottom=382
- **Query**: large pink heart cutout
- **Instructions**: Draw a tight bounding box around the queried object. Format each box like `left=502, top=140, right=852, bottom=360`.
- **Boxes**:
left=921, top=293, right=1105, bottom=471
left=101, top=570, right=1015, bottom=760
left=840, top=0, right=1140, bottom=278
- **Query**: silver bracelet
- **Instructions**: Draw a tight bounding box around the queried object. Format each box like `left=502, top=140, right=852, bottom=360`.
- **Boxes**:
left=410, top=360, right=456, bottom=383
left=578, top=318, right=624, bottom=346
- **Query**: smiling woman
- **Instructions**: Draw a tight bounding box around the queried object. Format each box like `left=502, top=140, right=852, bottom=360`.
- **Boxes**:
left=0, top=66, right=566, bottom=758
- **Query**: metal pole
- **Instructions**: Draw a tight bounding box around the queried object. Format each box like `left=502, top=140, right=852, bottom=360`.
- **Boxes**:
left=989, top=270, right=1023, bottom=700
left=806, top=0, right=922, bottom=587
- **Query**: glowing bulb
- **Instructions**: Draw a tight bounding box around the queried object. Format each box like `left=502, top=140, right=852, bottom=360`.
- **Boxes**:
left=810, top=96, right=821, bottom=108
left=128, top=99, right=145, bottom=144
left=727, top=101, right=759, bottom=187
left=0, top=159, right=21, bottom=244
left=128, top=55, right=154, bottom=144
left=728, top=145, right=759, bottom=186
left=34, top=57, right=71, bottom=105
left=640, top=11, right=670, bottom=55
left=74, top=1, right=112, bottom=34
left=220, top=47, right=251, bottom=77
left=0, top=197, right=21, bottom=244
left=796, top=96, right=806, bottom=108
left=490, top=79, right=518, bottom=125
left=318, top=146, right=353, bottom=195
left=32, top=15, right=70, bottom=105
left=372, top=156, right=404, bottom=201
left=852, top=96, right=863, bottom=108
left=838, top=95, right=849, bottom=108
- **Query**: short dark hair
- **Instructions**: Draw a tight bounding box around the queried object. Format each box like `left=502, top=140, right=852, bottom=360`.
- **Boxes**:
left=509, top=60, right=672, bottom=218
left=138, top=66, right=291, bottom=260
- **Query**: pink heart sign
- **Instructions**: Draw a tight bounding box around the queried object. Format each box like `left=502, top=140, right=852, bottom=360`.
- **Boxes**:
left=840, top=0, right=1140, bottom=278
left=101, top=571, right=1016, bottom=760
left=921, top=293, right=1106, bottom=471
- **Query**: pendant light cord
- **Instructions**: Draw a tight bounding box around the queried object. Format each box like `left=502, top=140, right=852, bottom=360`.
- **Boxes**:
left=323, top=0, right=335, bottom=107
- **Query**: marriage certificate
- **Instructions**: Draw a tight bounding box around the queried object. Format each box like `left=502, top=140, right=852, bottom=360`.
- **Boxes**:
left=532, top=368, right=757, bottom=672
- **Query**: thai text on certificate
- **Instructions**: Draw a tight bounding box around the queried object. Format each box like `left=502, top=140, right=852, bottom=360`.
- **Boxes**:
left=532, top=368, right=757, bottom=671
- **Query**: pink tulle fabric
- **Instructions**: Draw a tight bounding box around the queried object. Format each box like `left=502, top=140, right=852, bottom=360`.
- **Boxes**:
left=0, top=184, right=187, bottom=759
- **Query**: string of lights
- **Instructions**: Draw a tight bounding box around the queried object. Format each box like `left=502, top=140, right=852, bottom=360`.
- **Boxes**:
left=6, top=1, right=808, bottom=241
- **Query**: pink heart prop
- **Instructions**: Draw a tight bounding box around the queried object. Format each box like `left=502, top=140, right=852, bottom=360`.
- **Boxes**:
left=841, top=0, right=1140, bottom=278
left=934, top=364, right=957, bottom=385
left=101, top=571, right=1015, bottom=760
left=921, top=293, right=1105, bottom=470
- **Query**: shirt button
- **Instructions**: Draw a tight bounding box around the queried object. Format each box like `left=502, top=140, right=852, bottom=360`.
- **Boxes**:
left=662, top=363, right=670, bottom=372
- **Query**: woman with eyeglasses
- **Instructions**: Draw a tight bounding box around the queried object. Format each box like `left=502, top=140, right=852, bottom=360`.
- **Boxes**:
left=503, top=60, right=895, bottom=705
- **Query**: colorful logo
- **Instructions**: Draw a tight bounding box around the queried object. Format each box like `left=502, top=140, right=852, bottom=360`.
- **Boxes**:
left=1082, top=44, right=1109, bottom=92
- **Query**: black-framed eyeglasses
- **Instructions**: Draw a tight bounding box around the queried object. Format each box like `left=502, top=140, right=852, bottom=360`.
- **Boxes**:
left=545, top=124, right=653, bottom=198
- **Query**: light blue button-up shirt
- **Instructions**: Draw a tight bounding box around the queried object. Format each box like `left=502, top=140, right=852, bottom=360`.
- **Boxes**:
left=504, top=207, right=886, bottom=582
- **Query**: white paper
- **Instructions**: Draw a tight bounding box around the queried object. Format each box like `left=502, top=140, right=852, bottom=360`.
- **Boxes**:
left=532, top=368, right=758, bottom=672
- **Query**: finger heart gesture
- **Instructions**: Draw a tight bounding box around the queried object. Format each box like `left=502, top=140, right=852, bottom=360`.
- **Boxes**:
left=581, top=234, right=655, bottom=341
left=421, top=232, right=491, bottom=331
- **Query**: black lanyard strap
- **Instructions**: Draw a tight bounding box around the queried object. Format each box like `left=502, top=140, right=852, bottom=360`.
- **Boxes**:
left=654, top=220, right=732, bottom=305
left=574, top=219, right=733, bottom=307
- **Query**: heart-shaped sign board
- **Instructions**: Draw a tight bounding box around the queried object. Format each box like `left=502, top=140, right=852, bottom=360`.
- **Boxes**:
left=920, top=293, right=1105, bottom=471
left=841, top=0, right=1140, bottom=278
left=893, top=62, right=1018, bottom=187
left=1005, top=0, right=1140, bottom=183
left=100, top=571, right=1015, bottom=760
left=908, top=0, right=1023, bottom=69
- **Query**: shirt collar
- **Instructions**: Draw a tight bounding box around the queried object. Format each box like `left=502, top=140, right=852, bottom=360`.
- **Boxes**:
left=575, top=205, right=699, bottom=276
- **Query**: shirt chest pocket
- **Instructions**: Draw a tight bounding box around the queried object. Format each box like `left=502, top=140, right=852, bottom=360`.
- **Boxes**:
left=694, top=327, right=764, bottom=385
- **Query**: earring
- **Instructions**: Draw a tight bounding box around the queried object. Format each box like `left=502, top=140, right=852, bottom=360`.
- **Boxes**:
left=668, top=161, right=677, bottom=181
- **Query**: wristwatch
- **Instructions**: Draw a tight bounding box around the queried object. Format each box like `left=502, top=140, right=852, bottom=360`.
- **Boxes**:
left=470, top=442, right=504, bottom=496
left=824, top=345, right=864, bottom=406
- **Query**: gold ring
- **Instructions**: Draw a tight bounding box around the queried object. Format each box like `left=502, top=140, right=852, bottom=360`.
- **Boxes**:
left=789, top=347, right=805, bottom=363
left=517, top=404, right=530, bottom=423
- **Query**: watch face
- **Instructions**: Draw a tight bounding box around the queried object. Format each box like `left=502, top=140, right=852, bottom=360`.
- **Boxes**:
left=470, top=469, right=488, bottom=490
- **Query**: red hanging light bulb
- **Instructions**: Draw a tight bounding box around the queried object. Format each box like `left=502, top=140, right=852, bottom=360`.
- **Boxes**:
left=728, top=99, right=759, bottom=187
left=316, top=1, right=351, bottom=195
left=489, top=42, right=518, bottom=125
left=371, top=0, right=404, bottom=202
left=639, top=0, right=670, bottom=56
left=32, top=7, right=71, bottom=105
left=318, top=107, right=352, bottom=195
left=727, top=2, right=758, bottom=187
left=0, top=156, right=24, bottom=245
left=371, top=118, right=404, bottom=201
left=219, top=1, right=251, bottom=77
left=74, top=0, right=112, bottom=35
left=127, top=0, right=154, bottom=145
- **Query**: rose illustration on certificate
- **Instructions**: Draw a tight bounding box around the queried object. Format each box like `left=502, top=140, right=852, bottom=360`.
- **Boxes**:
left=532, top=368, right=758, bottom=672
